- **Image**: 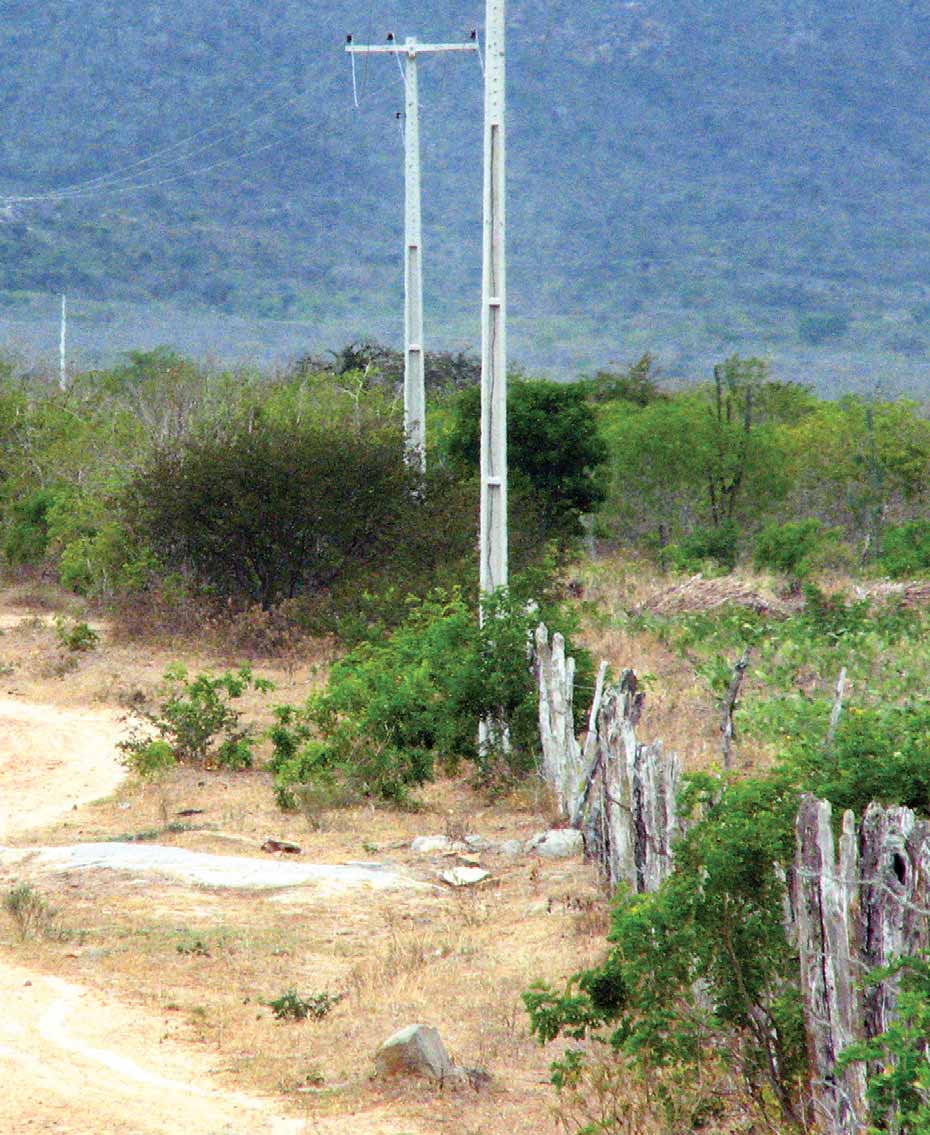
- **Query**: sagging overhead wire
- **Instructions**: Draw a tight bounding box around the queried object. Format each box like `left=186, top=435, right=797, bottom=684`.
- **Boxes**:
left=0, top=118, right=321, bottom=206
left=0, top=79, right=306, bottom=206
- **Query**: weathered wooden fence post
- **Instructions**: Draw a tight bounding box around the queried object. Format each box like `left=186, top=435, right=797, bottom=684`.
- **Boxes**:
left=534, top=624, right=582, bottom=818
left=598, top=672, right=680, bottom=892
left=794, top=796, right=930, bottom=1134
left=535, top=625, right=680, bottom=892
left=794, top=796, right=866, bottom=1134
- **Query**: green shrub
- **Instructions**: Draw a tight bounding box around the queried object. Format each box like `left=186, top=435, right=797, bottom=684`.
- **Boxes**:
left=525, top=774, right=806, bottom=1129
left=753, top=518, right=834, bottom=580
left=800, top=583, right=872, bottom=641
left=838, top=957, right=930, bottom=1134
left=879, top=519, right=930, bottom=579
left=119, top=664, right=273, bottom=775
left=445, top=379, right=608, bottom=537
left=267, top=989, right=341, bottom=1021
left=270, top=586, right=590, bottom=806
left=2, top=488, right=58, bottom=565
left=3, top=882, right=60, bottom=939
left=125, top=421, right=425, bottom=609
left=54, top=616, right=99, bottom=653
left=665, top=521, right=739, bottom=573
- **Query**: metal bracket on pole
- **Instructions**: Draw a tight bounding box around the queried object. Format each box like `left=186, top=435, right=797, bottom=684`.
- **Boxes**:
left=346, top=35, right=478, bottom=471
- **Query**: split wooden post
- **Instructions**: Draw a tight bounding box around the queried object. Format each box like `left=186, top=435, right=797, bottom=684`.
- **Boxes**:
left=720, top=646, right=751, bottom=769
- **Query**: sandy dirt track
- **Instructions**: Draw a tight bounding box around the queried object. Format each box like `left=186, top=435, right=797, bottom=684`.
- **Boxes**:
left=0, top=697, right=127, bottom=842
left=0, top=959, right=305, bottom=1134
left=0, top=695, right=315, bottom=1133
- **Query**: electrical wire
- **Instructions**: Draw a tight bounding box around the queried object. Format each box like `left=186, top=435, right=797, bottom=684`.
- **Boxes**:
left=393, top=45, right=407, bottom=88
left=0, top=119, right=321, bottom=206
left=6, top=80, right=304, bottom=205
left=350, top=50, right=360, bottom=109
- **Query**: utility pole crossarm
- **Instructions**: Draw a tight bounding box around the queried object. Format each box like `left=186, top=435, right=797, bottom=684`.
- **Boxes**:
left=346, top=43, right=478, bottom=55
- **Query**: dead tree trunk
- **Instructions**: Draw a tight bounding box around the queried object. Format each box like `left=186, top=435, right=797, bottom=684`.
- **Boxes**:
left=793, top=796, right=930, bottom=1134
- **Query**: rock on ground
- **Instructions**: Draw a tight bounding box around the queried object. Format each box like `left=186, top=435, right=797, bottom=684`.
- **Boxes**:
left=527, top=829, right=584, bottom=858
left=0, top=843, right=429, bottom=895
left=374, top=1024, right=466, bottom=1085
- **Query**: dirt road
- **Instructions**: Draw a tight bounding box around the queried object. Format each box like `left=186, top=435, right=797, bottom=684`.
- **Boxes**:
left=0, top=695, right=311, bottom=1133
left=0, top=698, right=126, bottom=842
left=0, top=959, right=305, bottom=1135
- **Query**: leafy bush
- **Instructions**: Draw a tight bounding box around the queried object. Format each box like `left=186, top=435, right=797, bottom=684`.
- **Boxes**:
left=580, top=353, right=667, bottom=406
left=119, top=664, right=273, bottom=775
left=54, top=616, right=99, bottom=652
left=525, top=774, right=807, bottom=1129
left=270, top=587, right=590, bottom=806
left=445, top=379, right=608, bottom=536
left=799, top=583, right=872, bottom=642
left=267, top=989, right=341, bottom=1021
left=838, top=957, right=930, bottom=1134
left=664, top=520, right=739, bottom=573
left=2, top=488, right=58, bottom=565
left=879, top=519, right=930, bottom=579
left=753, top=518, right=836, bottom=580
left=125, top=421, right=424, bottom=609
left=4, top=882, right=60, bottom=939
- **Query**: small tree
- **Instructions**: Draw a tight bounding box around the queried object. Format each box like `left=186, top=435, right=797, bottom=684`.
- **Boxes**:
left=445, top=378, right=608, bottom=537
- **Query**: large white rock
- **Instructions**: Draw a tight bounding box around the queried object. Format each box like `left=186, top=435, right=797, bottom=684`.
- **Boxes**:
left=439, top=866, right=490, bottom=887
left=527, top=828, right=585, bottom=859
left=0, top=843, right=427, bottom=895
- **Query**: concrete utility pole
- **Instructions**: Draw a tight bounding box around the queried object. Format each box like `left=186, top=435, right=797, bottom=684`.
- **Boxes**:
left=59, top=294, right=67, bottom=392
left=478, top=0, right=507, bottom=598
left=345, top=33, right=477, bottom=470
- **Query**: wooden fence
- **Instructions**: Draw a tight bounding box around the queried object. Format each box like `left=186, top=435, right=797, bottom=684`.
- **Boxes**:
left=535, top=625, right=930, bottom=1134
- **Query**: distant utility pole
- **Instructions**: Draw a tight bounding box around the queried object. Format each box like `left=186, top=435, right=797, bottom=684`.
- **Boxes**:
left=345, top=32, right=477, bottom=470
left=59, top=294, right=67, bottom=392
left=479, top=0, right=507, bottom=598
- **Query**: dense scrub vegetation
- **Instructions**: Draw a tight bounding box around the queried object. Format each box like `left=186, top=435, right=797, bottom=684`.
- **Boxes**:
left=7, top=346, right=930, bottom=624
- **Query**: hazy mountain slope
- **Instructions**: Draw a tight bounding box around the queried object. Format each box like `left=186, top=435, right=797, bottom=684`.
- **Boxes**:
left=1, top=0, right=930, bottom=388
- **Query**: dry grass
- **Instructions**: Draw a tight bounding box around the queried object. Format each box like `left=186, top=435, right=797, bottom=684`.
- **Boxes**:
left=1, top=775, right=603, bottom=1133
left=0, top=583, right=610, bottom=1134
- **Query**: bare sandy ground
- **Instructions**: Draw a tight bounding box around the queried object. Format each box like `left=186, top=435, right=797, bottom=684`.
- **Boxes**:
left=0, top=958, right=305, bottom=1135
left=0, top=697, right=126, bottom=842
left=0, top=696, right=316, bottom=1132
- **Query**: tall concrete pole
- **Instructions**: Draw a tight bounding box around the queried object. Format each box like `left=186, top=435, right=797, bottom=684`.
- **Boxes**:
left=402, top=39, right=425, bottom=469
left=479, top=0, right=507, bottom=598
left=345, top=35, right=477, bottom=469
left=59, top=294, right=67, bottom=392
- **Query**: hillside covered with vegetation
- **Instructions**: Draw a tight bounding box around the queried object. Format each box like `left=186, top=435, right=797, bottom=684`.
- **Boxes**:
left=3, top=1, right=930, bottom=386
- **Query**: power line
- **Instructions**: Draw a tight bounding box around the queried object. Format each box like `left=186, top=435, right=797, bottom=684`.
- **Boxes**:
left=0, top=81, right=307, bottom=206
left=0, top=119, right=320, bottom=206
